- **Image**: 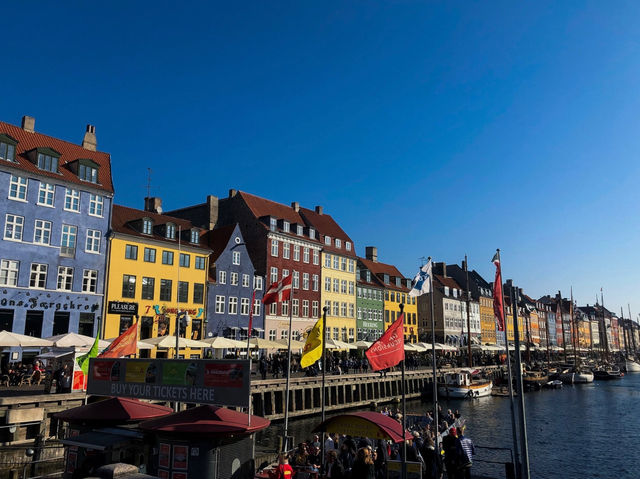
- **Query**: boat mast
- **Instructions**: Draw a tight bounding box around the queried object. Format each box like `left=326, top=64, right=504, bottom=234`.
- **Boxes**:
left=544, top=302, right=551, bottom=368
left=465, top=255, right=472, bottom=368
left=558, top=291, right=567, bottom=363
left=621, top=307, right=630, bottom=359
left=570, top=288, right=577, bottom=366
left=629, top=304, right=638, bottom=357
left=601, top=289, right=610, bottom=361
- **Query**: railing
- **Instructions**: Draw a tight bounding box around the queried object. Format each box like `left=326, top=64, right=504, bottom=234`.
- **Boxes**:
left=22, top=457, right=64, bottom=479
left=471, top=445, right=515, bottom=479
left=59, top=246, right=75, bottom=258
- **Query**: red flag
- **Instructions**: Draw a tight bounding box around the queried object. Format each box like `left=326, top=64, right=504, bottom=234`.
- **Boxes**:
left=248, top=289, right=256, bottom=337
left=492, top=254, right=505, bottom=331
left=365, top=313, right=405, bottom=371
left=99, top=323, right=137, bottom=358
left=262, top=274, right=293, bottom=305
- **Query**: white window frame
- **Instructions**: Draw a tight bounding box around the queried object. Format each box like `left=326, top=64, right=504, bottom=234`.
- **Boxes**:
left=271, top=240, right=279, bottom=257
left=82, top=269, right=98, bottom=293
left=88, top=194, right=104, bottom=217
left=335, top=238, right=342, bottom=249
left=242, top=274, right=250, bottom=288
left=29, top=263, right=48, bottom=289
left=309, top=228, right=315, bottom=239
left=283, top=221, right=290, bottom=233
left=253, top=299, right=261, bottom=316
left=86, top=229, right=101, bottom=253
left=61, top=224, right=77, bottom=249
left=270, top=267, right=278, bottom=284
left=228, top=297, right=238, bottom=314
left=325, top=254, right=331, bottom=268
left=34, top=219, right=52, bottom=245
left=313, top=250, right=319, bottom=265
left=303, top=247, right=309, bottom=263
left=232, top=251, right=241, bottom=265
left=312, top=274, right=319, bottom=291
left=282, top=243, right=290, bottom=259
left=325, top=236, right=331, bottom=246
left=4, top=214, right=24, bottom=241
left=218, top=270, right=227, bottom=284
left=293, top=245, right=300, bottom=261
left=269, top=329, right=277, bottom=341
left=325, top=277, right=331, bottom=292
left=57, top=266, right=74, bottom=291
left=346, top=242, right=352, bottom=251
left=64, top=188, right=80, bottom=212
left=293, top=270, right=299, bottom=289
left=297, top=225, right=303, bottom=236
left=0, top=260, right=19, bottom=286
left=292, top=299, right=299, bottom=317
left=312, top=301, right=319, bottom=318
left=240, top=297, right=250, bottom=315
left=37, top=182, right=55, bottom=207
left=230, top=272, right=239, bottom=286
left=253, top=276, right=263, bottom=290
left=9, top=175, right=28, bottom=202
left=302, top=300, right=309, bottom=317
left=215, top=295, right=225, bottom=314
left=302, top=273, right=309, bottom=290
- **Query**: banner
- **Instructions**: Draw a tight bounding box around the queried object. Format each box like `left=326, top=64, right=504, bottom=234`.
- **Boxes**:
left=87, top=358, right=250, bottom=407
left=365, top=314, right=405, bottom=371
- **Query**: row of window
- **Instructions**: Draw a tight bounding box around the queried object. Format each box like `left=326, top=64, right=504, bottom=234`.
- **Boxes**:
left=357, top=329, right=384, bottom=341
left=4, top=214, right=101, bottom=253
left=444, top=318, right=481, bottom=330
left=269, top=218, right=315, bottom=239
left=323, top=300, right=356, bottom=318
left=270, top=240, right=320, bottom=264
left=217, top=270, right=263, bottom=289
left=214, top=295, right=261, bottom=315
left=140, top=218, right=199, bottom=243
left=121, top=275, right=205, bottom=304
left=123, top=244, right=206, bottom=269
left=8, top=176, right=104, bottom=215
left=266, top=300, right=320, bottom=318
left=323, top=236, right=352, bottom=251
left=324, top=254, right=355, bottom=272
left=357, top=287, right=383, bottom=301
left=0, top=259, right=98, bottom=292
left=269, top=268, right=319, bottom=291
left=444, top=302, right=480, bottom=313
left=324, top=277, right=355, bottom=295
left=384, top=310, right=418, bottom=325
left=357, top=308, right=383, bottom=322
left=385, top=290, right=416, bottom=305
left=266, top=326, right=357, bottom=342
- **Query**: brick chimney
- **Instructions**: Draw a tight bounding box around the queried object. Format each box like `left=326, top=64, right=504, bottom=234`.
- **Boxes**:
left=291, top=201, right=300, bottom=212
left=436, top=262, right=447, bottom=277
left=229, top=189, right=237, bottom=198
left=315, top=205, right=323, bottom=215
left=82, top=124, right=97, bottom=151
left=21, top=116, right=35, bottom=133
left=365, top=246, right=377, bottom=262
left=206, top=195, right=219, bottom=230
left=144, top=197, right=162, bottom=214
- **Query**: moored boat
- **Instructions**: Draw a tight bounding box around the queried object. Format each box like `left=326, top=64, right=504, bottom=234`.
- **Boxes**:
left=624, top=359, right=640, bottom=373
left=522, top=370, right=549, bottom=390
left=438, top=370, right=493, bottom=398
left=544, top=380, right=563, bottom=389
left=559, top=367, right=594, bottom=384
left=594, top=365, right=623, bottom=380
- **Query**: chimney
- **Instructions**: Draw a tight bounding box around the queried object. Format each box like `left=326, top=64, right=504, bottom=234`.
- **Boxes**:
left=461, top=259, right=467, bottom=271
left=315, top=205, right=323, bottom=215
left=506, top=279, right=514, bottom=288
left=291, top=201, right=300, bottom=212
left=229, top=189, right=237, bottom=198
left=365, top=246, right=378, bottom=262
left=206, top=195, right=219, bottom=230
left=144, top=197, right=163, bottom=214
left=82, top=124, right=97, bottom=151
left=436, top=262, right=447, bottom=277
left=21, top=116, right=35, bottom=133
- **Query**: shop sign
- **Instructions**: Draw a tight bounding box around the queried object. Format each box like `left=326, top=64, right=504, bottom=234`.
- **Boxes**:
left=87, top=358, right=250, bottom=407
left=108, top=301, right=138, bottom=315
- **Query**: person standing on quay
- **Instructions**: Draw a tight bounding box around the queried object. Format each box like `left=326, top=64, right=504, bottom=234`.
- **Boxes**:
left=457, top=427, right=475, bottom=479
left=442, top=427, right=463, bottom=479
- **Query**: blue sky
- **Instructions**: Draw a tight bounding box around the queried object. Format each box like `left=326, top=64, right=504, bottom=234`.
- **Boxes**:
left=3, top=1, right=640, bottom=318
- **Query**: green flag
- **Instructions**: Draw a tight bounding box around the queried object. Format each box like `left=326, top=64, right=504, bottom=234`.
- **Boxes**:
left=76, top=336, right=99, bottom=375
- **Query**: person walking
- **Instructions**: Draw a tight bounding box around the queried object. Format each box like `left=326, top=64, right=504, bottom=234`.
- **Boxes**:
left=351, top=447, right=375, bottom=479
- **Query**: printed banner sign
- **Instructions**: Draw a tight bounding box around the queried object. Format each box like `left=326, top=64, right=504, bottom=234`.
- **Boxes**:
left=87, top=358, right=250, bottom=407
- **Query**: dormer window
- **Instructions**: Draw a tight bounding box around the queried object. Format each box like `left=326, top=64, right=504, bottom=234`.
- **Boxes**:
left=142, top=218, right=153, bottom=235
left=395, top=277, right=401, bottom=287
left=0, top=134, right=17, bottom=162
left=283, top=221, right=290, bottom=233
left=79, top=163, right=98, bottom=183
left=324, top=236, right=331, bottom=246
left=366, top=271, right=371, bottom=282
left=444, top=286, right=450, bottom=296
left=37, top=149, right=60, bottom=173
left=335, top=239, right=342, bottom=249
left=297, top=225, right=303, bottom=236
left=190, top=229, right=199, bottom=244
left=309, top=228, right=316, bottom=239
left=384, top=274, right=389, bottom=284
left=166, top=223, right=176, bottom=239
left=345, top=241, right=351, bottom=251
left=270, top=217, right=277, bottom=232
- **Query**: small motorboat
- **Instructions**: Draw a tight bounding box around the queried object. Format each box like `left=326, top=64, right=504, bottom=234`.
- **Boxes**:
left=559, top=367, right=594, bottom=384
left=523, top=370, right=549, bottom=390
left=544, top=380, right=563, bottom=389
left=438, top=370, right=493, bottom=399
left=594, top=365, right=623, bottom=380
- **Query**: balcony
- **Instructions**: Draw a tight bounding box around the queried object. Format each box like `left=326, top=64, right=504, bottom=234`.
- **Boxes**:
left=60, top=246, right=76, bottom=258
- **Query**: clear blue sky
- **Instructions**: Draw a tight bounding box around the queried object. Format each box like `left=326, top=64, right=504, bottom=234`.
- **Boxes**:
left=4, top=1, right=640, bottom=318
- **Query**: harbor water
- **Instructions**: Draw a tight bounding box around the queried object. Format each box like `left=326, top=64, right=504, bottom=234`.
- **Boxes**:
left=256, top=373, right=640, bottom=478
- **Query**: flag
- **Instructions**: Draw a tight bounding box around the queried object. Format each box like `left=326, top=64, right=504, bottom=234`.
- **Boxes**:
left=76, top=336, right=100, bottom=375
left=409, top=260, right=432, bottom=297
left=492, top=252, right=505, bottom=331
left=99, top=323, right=138, bottom=359
left=300, top=317, right=323, bottom=368
left=365, top=313, right=405, bottom=371
left=247, top=289, right=257, bottom=337
left=262, top=274, right=293, bottom=305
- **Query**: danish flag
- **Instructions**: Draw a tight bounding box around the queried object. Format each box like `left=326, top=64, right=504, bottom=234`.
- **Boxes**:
left=262, top=274, right=293, bottom=305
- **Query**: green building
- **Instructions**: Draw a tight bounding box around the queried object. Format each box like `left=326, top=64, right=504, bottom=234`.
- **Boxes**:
left=356, top=259, right=385, bottom=341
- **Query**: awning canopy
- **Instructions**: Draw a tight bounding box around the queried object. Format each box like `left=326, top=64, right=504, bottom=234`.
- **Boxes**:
left=0, top=330, right=54, bottom=348
left=313, top=412, right=412, bottom=444
left=139, top=405, right=270, bottom=436
left=55, top=397, right=173, bottom=425
left=60, top=428, right=143, bottom=451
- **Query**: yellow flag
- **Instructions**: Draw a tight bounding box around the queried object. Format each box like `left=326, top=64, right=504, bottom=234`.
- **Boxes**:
left=300, top=317, right=323, bottom=369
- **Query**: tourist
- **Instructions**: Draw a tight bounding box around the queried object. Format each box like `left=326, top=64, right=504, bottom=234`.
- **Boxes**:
left=457, top=427, right=474, bottom=479
left=259, top=356, right=268, bottom=380
left=326, top=450, right=345, bottom=479
left=272, top=453, right=294, bottom=479
left=420, top=436, right=443, bottom=479
left=351, top=447, right=375, bottom=479
left=442, top=427, right=462, bottom=479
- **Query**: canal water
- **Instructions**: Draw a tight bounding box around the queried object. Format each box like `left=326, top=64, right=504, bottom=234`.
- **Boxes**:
left=256, top=373, right=640, bottom=478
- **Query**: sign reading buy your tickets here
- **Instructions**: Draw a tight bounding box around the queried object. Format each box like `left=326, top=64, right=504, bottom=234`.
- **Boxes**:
left=87, top=358, right=250, bottom=407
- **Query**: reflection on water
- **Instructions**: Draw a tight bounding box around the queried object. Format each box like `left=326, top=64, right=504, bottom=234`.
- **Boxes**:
left=256, top=374, right=640, bottom=479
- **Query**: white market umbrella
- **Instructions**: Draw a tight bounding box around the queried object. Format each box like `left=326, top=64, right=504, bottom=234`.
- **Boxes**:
left=0, top=330, right=54, bottom=348
left=275, top=339, right=306, bottom=350
left=141, top=335, right=209, bottom=349
left=353, top=340, right=373, bottom=349
left=202, top=336, right=247, bottom=349
left=404, top=342, right=419, bottom=351
left=104, top=337, right=154, bottom=351
left=325, top=339, right=356, bottom=350
left=249, top=337, right=288, bottom=350
left=46, top=333, right=110, bottom=349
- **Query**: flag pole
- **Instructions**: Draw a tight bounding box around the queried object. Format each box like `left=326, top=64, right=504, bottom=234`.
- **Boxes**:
left=464, top=255, right=472, bottom=368
left=495, top=249, right=521, bottom=477
left=629, top=304, right=638, bottom=357
left=511, top=285, right=530, bottom=479
left=282, top=280, right=294, bottom=452
left=558, top=291, right=567, bottom=363
left=321, top=306, right=328, bottom=476
left=247, top=287, right=256, bottom=428
left=399, top=303, right=407, bottom=479
left=427, top=257, right=439, bottom=453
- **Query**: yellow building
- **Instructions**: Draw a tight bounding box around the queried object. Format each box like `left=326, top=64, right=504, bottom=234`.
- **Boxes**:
left=479, top=295, right=497, bottom=345
left=504, top=298, right=524, bottom=343
left=299, top=207, right=357, bottom=343
left=359, top=247, right=418, bottom=343
left=103, top=202, right=210, bottom=358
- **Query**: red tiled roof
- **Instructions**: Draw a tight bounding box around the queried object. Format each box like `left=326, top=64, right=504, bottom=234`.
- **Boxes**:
left=313, top=412, right=413, bottom=444
left=239, top=191, right=306, bottom=226
left=0, top=121, right=114, bottom=194
left=111, top=204, right=210, bottom=249
left=299, top=207, right=356, bottom=257
left=434, top=274, right=462, bottom=291
left=358, top=257, right=408, bottom=292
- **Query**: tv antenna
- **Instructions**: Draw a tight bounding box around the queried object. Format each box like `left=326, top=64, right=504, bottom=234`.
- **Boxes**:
left=146, top=168, right=152, bottom=198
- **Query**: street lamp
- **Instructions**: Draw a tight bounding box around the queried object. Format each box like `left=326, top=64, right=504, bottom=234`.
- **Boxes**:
left=175, top=311, right=191, bottom=359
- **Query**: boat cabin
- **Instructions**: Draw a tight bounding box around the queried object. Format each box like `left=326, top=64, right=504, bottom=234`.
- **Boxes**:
left=443, top=371, right=472, bottom=387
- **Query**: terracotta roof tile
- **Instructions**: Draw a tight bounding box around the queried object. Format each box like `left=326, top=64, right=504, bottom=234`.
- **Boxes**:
left=0, top=121, right=114, bottom=194
left=299, top=207, right=356, bottom=257
left=239, top=191, right=306, bottom=226
left=358, top=257, right=408, bottom=292
left=434, top=274, right=462, bottom=291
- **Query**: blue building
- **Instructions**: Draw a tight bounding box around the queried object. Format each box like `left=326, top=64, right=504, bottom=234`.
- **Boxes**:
left=0, top=117, right=113, bottom=361
left=205, top=224, right=264, bottom=340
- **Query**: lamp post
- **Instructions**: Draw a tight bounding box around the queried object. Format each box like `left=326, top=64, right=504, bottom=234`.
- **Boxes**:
left=175, top=311, right=191, bottom=359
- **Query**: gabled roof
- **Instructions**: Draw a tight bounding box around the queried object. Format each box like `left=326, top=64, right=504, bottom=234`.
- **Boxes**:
left=55, top=397, right=172, bottom=424
left=0, top=120, right=114, bottom=194
left=434, top=274, right=463, bottom=292
left=299, top=207, right=355, bottom=257
left=239, top=191, right=304, bottom=226
left=111, top=204, right=209, bottom=249
left=206, top=224, right=239, bottom=264
left=356, top=262, right=386, bottom=289
left=358, top=257, right=408, bottom=292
